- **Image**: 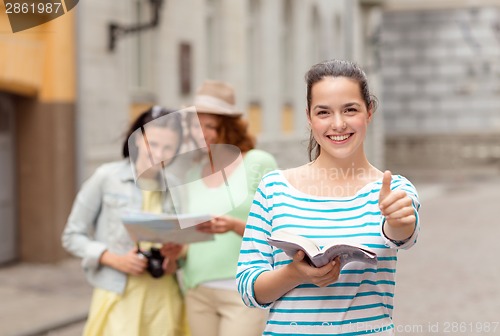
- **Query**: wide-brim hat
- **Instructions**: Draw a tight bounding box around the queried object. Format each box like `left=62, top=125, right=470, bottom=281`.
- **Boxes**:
left=192, top=80, right=243, bottom=117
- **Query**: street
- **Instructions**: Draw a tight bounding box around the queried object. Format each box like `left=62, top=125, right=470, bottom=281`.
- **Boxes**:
left=393, top=176, right=500, bottom=335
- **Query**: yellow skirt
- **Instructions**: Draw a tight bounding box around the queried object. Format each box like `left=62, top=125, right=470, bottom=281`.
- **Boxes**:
left=83, top=273, right=189, bottom=336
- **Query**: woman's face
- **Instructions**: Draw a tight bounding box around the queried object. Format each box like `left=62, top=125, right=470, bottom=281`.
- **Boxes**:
left=194, top=113, right=220, bottom=149
left=308, top=76, right=372, bottom=161
left=134, top=126, right=180, bottom=175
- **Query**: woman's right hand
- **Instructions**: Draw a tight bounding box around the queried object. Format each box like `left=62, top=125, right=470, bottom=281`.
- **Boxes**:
left=287, top=251, right=341, bottom=287
left=99, top=248, right=148, bottom=276
left=254, top=250, right=341, bottom=305
left=195, top=215, right=247, bottom=236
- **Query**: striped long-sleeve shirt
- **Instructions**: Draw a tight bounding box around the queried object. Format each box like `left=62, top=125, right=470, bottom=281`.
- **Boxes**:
left=237, top=170, right=420, bottom=336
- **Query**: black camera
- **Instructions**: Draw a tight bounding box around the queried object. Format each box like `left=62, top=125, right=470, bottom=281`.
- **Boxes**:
left=137, top=246, right=165, bottom=279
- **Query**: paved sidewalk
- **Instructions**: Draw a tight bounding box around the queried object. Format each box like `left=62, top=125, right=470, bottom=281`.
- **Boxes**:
left=0, top=258, right=91, bottom=336
left=0, top=176, right=498, bottom=336
left=393, top=176, right=500, bottom=335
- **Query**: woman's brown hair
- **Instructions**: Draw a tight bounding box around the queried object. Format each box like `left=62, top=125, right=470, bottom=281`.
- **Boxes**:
left=216, top=115, right=255, bottom=153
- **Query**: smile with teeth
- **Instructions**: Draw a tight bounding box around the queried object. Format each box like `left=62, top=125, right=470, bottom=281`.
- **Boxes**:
left=327, top=134, right=351, bottom=141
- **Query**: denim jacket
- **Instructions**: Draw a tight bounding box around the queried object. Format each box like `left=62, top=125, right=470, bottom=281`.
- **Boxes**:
left=61, top=160, right=181, bottom=294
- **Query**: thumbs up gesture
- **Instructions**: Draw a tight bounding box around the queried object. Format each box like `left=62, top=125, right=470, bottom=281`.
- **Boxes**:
left=379, top=171, right=416, bottom=240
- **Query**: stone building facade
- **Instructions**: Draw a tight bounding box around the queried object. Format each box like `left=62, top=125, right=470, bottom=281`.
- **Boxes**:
left=0, top=7, right=76, bottom=263
left=73, top=0, right=386, bottom=264
left=1, top=0, right=385, bottom=263
left=380, top=1, right=500, bottom=179
left=77, top=0, right=386, bottom=179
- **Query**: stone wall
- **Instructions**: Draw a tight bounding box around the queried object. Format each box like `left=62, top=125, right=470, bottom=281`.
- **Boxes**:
left=380, top=6, right=500, bottom=177
left=386, top=133, right=500, bottom=180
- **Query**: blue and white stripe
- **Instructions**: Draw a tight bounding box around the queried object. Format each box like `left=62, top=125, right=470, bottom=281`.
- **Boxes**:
left=237, top=170, right=420, bottom=335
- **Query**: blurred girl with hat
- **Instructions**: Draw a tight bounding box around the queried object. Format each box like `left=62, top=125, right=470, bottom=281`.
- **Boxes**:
left=176, top=80, right=277, bottom=336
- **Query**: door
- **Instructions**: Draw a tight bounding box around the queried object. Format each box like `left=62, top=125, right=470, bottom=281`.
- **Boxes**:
left=0, top=92, right=16, bottom=264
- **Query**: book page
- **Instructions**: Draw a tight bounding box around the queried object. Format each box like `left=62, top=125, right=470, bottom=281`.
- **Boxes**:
left=121, top=210, right=212, bottom=229
left=267, top=230, right=321, bottom=260
left=311, top=244, right=377, bottom=268
left=125, top=224, right=214, bottom=244
left=267, top=230, right=377, bottom=268
left=121, top=210, right=214, bottom=244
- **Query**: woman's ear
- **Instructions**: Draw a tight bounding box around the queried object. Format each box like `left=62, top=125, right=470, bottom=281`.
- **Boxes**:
left=367, top=103, right=374, bottom=124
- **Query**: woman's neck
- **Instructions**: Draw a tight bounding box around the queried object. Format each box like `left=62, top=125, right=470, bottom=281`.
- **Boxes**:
left=313, top=152, right=374, bottom=180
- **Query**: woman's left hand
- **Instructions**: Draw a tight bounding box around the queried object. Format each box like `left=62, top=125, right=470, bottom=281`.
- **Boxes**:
left=379, top=171, right=416, bottom=227
left=379, top=170, right=416, bottom=240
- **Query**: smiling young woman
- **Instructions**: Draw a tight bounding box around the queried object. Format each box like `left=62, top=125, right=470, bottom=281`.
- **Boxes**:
left=237, top=60, right=421, bottom=336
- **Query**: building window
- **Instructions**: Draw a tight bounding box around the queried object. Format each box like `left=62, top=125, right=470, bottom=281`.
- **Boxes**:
left=310, top=6, right=321, bottom=63
left=247, top=0, right=262, bottom=103
left=282, top=0, right=293, bottom=104
left=281, top=0, right=294, bottom=134
left=129, top=0, right=155, bottom=95
left=179, top=42, right=192, bottom=95
left=206, top=0, right=222, bottom=79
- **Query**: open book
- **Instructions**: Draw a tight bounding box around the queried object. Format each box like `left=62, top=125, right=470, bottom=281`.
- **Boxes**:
left=267, top=230, right=377, bottom=268
left=121, top=210, right=214, bottom=244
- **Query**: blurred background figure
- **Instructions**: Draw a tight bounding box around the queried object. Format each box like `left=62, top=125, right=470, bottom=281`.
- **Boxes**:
left=179, top=80, right=277, bottom=336
left=61, top=107, right=186, bottom=336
